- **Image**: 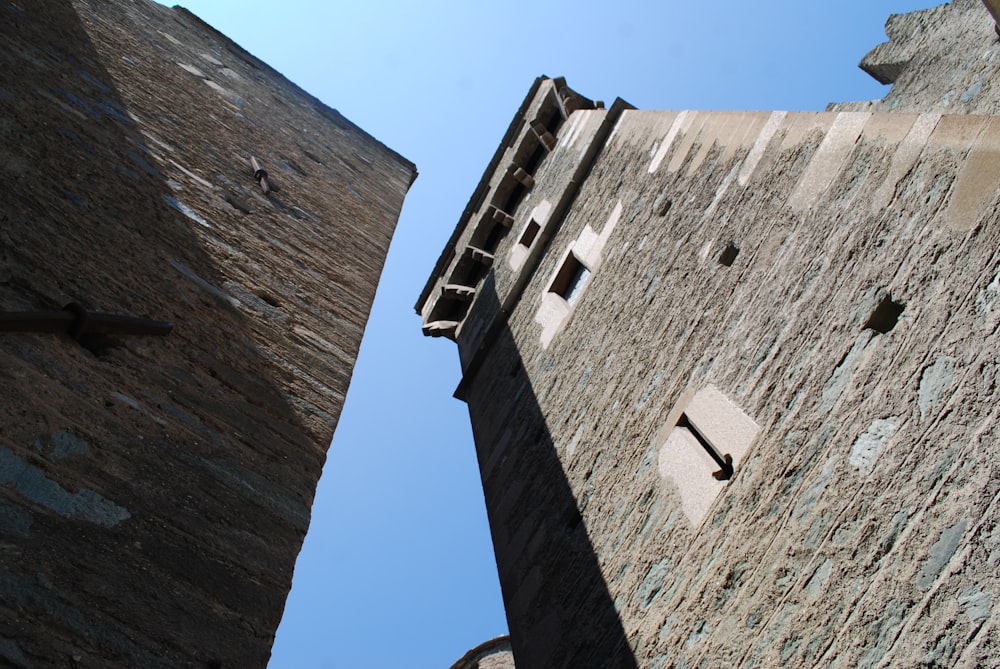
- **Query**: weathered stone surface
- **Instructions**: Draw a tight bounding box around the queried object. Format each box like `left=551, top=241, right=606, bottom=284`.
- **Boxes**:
left=421, top=57, right=1000, bottom=669
left=0, top=0, right=414, bottom=666
left=833, top=0, right=1000, bottom=114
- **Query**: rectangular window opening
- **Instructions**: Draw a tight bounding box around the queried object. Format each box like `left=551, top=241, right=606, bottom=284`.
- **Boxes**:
left=519, top=220, right=540, bottom=248
left=549, top=253, right=591, bottom=306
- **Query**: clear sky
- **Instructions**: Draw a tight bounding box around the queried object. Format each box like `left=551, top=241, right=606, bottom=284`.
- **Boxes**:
left=157, top=2, right=936, bottom=667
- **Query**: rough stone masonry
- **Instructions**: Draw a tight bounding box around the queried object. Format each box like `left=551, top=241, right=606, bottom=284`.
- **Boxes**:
left=424, top=1, right=1000, bottom=667
left=0, top=0, right=414, bottom=666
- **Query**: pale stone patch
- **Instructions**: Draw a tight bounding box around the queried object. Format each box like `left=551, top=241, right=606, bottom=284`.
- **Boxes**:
left=169, top=159, right=213, bottom=189
left=849, top=417, right=900, bottom=474
left=871, top=113, right=938, bottom=212
left=158, top=31, right=182, bottom=46
left=788, top=112, right=871, bottom=212
left=957, top=585, right=993, bottom=622
left=685, top=111, right=763, bottom=176
left=659, top=427, right=725, bottom=526
left=975, top=271, right=1000, bottom=316
left=738, top=110, right=787, bottom=186
left=820, top=332, right=874, bottom=412
left=667, top=112, right=708, bottom=173
left=698, top=239, right=714, bottom=262
left=0, top=447, right=130, bottom=527
left=648, top=110, right=689, bottom=174
left=918, top=357, right=955, bottom=419
left=508, top=237, right=530, bottom=271
left=177, top=62, right=205, bottom=78
left=559, top=110, right=589, bottom=151
left=164, top=195, right=211, bottom=228
left=945, top=116, right=1000, bottom=231
left=700, top=163, right=741, bottom=222
left=535, top=201, right=622, bottom=348
left=657, top=385, right=759, bottom=526
left=508, top=199, right=552, bottom=272
left=204, top=79, right=232, bottom=97
left=536, top=277, right=575, bottom=349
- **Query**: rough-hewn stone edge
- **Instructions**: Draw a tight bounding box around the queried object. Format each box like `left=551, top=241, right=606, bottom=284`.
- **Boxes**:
left=854, top=1, right=986, bottom=87
left=449, top=635, right=515, bottom=669
left=170, top=5, right=417, bottom=186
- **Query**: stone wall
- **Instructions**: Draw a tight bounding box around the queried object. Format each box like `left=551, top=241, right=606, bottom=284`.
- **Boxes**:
left=0, top=1, right=414, bottom=666
left=833, top=0, right=1000, bottom=114
left=428, top=75, right=1000, bottom=669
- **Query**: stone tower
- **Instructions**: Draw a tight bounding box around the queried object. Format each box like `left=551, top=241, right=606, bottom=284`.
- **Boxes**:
left=0, top=0, right=414, bottom=666
left=422, top=1, right=1000, bottom=666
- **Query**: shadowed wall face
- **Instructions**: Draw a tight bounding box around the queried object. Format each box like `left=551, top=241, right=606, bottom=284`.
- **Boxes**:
left=0, top=0, right=413, bottom=666
left=464, top=282, right=638, bottom=669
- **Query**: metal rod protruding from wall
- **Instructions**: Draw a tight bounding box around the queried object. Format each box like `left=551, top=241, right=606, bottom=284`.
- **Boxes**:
left=0, top=304, right=174, bottom=339
left=676, top=414, right=735, bottom=481
left=250, top=156, right=270, bottom=194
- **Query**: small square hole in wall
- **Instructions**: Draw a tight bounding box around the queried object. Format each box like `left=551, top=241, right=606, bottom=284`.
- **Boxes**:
left=655, top=196, right=672, bottom=217
left=549, top=253, right=590, bottom=306
left=519, top=220, right=540, bottom=248
left=718, top=242, right=739, bottom=267
left=864, top=296, right=904, bottom=334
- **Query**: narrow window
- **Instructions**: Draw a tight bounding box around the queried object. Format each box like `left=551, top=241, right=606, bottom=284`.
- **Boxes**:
left=549, top=254, right=590, bottom=306
left=519, top=220, right=540, bottom=248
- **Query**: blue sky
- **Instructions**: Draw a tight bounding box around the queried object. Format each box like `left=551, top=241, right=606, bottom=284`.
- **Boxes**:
left=158, top=2, right=936, bottom=666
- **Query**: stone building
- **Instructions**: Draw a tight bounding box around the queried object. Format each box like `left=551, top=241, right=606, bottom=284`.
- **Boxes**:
left=449, top=636, right=516, bottom=669
left=0, top=0, right=413, bottom=666
left=422, top=1, right=999, bottom=666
